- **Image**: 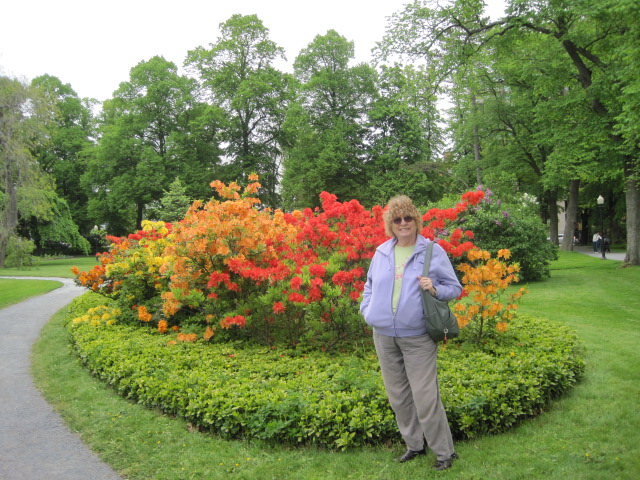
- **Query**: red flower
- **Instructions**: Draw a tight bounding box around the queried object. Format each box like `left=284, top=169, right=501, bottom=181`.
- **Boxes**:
left=461, top=190, right=485, bottom=205
left=309, top=264, right=327, bottom=277
left=220, top=315, right=246, bottom=329
left=273, top=301, right=285, bottom=314
left=290, top=276, right=303, bottom=291
left=308, top=287, right=323, bottom=302
left=287, top=292, right=306, bottom=303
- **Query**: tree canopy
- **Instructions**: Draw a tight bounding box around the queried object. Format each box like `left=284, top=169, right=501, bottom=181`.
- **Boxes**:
left=1, top=7, right=638, bottom=264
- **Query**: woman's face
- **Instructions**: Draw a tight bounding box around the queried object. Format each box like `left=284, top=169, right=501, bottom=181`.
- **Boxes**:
left=391, top=215, right=417, bottom=244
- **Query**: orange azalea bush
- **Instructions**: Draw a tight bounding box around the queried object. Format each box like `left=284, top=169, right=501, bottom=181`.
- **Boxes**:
left=73, top=178, right=525, bottom=348
left=455, top=248, right=527, bottom=341
left=158, top=178, right=296, bottom=305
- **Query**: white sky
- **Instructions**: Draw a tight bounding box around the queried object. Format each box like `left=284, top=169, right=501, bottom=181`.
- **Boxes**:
left=1, top=0, right=505, bottom=103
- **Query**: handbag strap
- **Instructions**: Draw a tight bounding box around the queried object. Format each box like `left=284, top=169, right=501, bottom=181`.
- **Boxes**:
left=422, top=241, right=434, bottom=278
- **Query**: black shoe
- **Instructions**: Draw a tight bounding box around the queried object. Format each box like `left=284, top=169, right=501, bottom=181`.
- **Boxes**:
left=432, top=453, right=457, bottom=470
left=399, top=448, right=426, bottom=463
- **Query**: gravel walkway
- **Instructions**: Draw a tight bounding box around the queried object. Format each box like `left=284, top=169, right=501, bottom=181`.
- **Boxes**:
left=0, top=277, right=122, bottom=480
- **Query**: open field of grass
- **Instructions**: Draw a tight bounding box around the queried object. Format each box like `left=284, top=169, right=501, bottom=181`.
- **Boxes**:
left=0, top=278, right=62, bottom=309
left=0, top=256, right=97, bottom=279
left=24, top=251, right=640, bottom=479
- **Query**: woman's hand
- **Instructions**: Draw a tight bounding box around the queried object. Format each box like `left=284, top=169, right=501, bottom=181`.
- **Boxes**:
left=418, top=275, right=437, bottom=296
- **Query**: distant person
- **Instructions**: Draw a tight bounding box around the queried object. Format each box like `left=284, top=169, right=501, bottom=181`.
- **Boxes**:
left=360, top=195, right=462, bottom=471
left=592, top=232, right=601, bottom=252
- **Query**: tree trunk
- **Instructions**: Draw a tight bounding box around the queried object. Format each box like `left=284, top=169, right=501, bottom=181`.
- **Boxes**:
left=136, top=202, right=144, bottom=231
left=547, top=191, right=559, bottom=244
left=471, top=96, right=482, bottom=185
left=562, top=179, right=579, bottom=251
left=0, top=235, right=7, bottom=268
left=624, top=158, right=640, bottom=265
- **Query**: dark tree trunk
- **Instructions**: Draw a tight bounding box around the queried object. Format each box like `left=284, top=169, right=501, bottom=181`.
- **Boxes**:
left=547, top=190, right=559, bottom=245
left=624, top=157, right=640, bottom=265
left=562, top=179, right=579, bottom=251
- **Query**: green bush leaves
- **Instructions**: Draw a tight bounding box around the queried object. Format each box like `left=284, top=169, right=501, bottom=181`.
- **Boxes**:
left=66, top=293, right=584, bottom=449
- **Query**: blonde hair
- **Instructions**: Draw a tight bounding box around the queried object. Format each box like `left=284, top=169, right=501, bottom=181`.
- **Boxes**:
left=383, top=195, right=422, bottom=238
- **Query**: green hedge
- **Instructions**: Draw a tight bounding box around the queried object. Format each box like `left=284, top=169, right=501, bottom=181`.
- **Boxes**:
left=65, top=293, right=584, bottom=449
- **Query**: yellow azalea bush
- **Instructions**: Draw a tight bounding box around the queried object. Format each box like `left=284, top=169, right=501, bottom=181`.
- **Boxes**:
left=71, top=304, right=122, bottom=327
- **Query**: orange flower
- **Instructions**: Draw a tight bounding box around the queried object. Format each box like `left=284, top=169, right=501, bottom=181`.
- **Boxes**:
left=497, top=249, right=511, bottom=259
left=496, top=322, right=509, bottom=333
left=158, top=320, right=168, bottom=333
left=203, top=326, right=215, bottom=341
left=177, top=333, right=198, bottom=342
left=138, top=305, right=152, bottom=322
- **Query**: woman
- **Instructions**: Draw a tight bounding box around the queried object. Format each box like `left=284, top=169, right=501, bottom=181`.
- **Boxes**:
left=360, top=195, right=461, bottom=471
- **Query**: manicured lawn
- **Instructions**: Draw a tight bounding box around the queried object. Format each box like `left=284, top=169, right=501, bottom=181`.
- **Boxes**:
left=0, top=278, right=62, bottom=309
left=30, top=252, right=640, bottom=479
left=0, top=255, right=97, bottom=279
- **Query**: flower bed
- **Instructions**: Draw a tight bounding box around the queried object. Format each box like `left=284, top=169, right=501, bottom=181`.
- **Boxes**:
left=66, top=293, right=584, bottom=449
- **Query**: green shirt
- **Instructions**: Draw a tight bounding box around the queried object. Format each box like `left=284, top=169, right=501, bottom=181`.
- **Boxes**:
left=393, top=244, right=415, bottom=312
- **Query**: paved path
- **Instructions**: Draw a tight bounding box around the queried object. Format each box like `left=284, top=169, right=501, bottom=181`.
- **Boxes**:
left=0, top=277, right=122, bottom=480
left=571, top=245, right=626, bottom=262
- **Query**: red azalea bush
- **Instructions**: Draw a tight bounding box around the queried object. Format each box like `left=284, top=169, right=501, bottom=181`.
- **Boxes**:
left=74, top=177, right=522, bottom=349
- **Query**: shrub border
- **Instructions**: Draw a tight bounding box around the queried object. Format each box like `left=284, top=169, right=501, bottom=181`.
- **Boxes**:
left=65, top=293, right=584, bottom=449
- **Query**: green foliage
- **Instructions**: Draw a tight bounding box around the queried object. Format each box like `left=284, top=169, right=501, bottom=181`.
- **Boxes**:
left=282, top=30, right=377, bottom=210
left=31, top=74, right=95, bottom=233
left=185, top=14, right=291, bottom=208
left=457, top=188, right=557, bottom=281
left=4, top=236, right=36, bottom=269
left=36, top=195, right=91, bottom=255
left=66, top=293, right=583, bottom=449
left=82, top=56, right=201, bottom=234
left=150, top=177, right=192, bottom=223
left=0, top=75, right=55, bottom=267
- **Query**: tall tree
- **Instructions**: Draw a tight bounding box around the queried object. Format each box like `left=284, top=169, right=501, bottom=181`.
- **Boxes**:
left=447, top=29, right=612, bottom=247
left=83, top=56, right=200, bottom=234
left=281, top=30, right=377, bottom=209
left=185, top=14, right=292, bottom=207
left=31, top=74, right=96, bottom=233
left=363, top=65, right=447, bottom=207
left=0, top=77, right=54, bottom=267
left=379, top=0, right=639, bottom=264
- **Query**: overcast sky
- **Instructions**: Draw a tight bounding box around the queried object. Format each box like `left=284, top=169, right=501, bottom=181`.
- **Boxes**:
left=1, top=0, right=505, bottom=103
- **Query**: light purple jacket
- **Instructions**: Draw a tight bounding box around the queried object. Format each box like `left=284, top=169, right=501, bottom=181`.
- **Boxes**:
left=360, top=235, right=462, bottom=337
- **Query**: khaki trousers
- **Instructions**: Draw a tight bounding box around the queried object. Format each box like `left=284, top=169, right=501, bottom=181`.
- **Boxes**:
left=373, top=332, right=454, bottom=461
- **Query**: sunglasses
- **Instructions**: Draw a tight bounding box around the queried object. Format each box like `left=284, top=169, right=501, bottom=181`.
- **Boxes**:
left=392, top=216, right=414, bottom=225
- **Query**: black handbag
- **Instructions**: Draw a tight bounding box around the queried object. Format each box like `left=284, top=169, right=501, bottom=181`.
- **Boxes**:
left=420, top=242, right=460, bottom=343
